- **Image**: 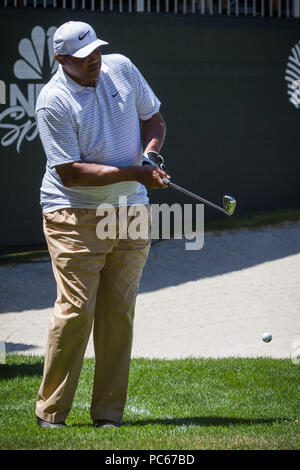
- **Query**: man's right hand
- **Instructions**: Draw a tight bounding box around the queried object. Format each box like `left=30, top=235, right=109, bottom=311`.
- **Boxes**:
left=134, top=165, right=171, bottom=189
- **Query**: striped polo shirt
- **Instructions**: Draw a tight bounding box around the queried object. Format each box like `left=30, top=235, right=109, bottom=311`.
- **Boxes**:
left=36, top=54, right=161, bottom=213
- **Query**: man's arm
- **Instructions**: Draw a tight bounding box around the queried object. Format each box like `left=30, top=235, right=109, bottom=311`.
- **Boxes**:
left=55, top=160, right=167, bottom=189
left=140, top=111, right=166, bottom=153
left=56, top=112, right=168, bottom=189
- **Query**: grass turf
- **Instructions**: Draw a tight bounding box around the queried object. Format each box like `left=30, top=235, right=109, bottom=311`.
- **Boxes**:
left=0, top=355, right=299, bottom=450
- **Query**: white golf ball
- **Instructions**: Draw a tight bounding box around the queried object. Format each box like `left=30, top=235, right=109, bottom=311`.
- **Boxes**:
left=262, top=332, right=272, bottom=343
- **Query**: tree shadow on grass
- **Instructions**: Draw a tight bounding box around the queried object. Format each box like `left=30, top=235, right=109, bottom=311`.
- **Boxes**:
left=0, top=360, right=44, bottom=379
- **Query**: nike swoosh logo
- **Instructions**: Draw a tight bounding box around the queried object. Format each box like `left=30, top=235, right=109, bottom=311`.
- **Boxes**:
left=112, top=91, right=119, bottom=98
left=79, top=31, right=89, bottom=41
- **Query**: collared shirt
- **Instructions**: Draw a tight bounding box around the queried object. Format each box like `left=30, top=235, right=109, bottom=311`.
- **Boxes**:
left=36, top=54, right=161, bottom=213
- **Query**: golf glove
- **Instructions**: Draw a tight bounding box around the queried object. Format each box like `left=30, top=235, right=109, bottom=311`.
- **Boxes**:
left=142, top=151, right=166, bottom=172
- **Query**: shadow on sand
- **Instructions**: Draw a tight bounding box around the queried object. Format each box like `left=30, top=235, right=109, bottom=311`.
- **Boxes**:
left=1, top=222, right=300, bottom=313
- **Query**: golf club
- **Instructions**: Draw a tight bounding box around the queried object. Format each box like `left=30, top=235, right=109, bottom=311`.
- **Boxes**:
left=161, top=178, right=236, bottom=216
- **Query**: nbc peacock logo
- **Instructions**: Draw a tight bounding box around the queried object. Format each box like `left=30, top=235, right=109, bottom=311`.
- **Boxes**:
left=0, top=25, right=58, bottom=153
left=285, top=40, right=300, bottom=109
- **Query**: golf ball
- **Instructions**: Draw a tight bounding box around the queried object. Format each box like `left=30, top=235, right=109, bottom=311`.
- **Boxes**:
left=262, top=332, right=272, bottom=343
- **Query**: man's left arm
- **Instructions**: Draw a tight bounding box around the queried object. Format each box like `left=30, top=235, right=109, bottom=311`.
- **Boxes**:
left=140, top=111, right=166, bottom=154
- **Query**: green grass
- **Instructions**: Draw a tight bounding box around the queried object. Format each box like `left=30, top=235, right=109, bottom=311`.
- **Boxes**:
left=0, top=355, right=299, bottom=450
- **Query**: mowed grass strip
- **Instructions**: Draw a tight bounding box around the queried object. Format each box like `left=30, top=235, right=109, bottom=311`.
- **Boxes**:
left=0, top=355, right=299, bottom=450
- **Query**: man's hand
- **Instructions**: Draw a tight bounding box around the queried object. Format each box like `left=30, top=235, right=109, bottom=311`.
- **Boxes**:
left=134, top=164, right=170, bottom=189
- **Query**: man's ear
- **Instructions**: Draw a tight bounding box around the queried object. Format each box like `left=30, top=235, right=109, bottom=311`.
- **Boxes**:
left=55, top=54, right=65, bottom=65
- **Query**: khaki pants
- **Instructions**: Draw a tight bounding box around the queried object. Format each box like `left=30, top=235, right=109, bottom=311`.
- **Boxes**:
left=35, top=207, right=151, bottom=424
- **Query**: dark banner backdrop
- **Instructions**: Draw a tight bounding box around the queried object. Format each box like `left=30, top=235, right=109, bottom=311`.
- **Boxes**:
left=0, top=10, right=299, bottom=248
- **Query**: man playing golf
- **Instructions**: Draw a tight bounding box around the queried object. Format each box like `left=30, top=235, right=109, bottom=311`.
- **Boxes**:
left=35, top=20, right=168, bottom=428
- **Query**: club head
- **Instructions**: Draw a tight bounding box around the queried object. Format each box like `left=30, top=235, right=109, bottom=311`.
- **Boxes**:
left=223, top=195, right=236, bottom=216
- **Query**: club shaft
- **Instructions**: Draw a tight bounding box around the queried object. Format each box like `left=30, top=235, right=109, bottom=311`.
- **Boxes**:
left=166, top=181, right=226, bottom=214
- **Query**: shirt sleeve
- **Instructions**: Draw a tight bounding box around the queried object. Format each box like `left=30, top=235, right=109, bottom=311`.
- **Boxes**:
left=129, top=61, right=161, bottom=121
left=36, top=105, right=81, bottom=169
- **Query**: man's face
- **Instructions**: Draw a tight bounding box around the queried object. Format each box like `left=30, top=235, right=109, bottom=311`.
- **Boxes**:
left=55, top=47, right=102, bottom=86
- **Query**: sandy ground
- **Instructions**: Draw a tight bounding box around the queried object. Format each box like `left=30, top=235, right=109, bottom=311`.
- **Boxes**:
left=0, top=222, right=300, bottom=360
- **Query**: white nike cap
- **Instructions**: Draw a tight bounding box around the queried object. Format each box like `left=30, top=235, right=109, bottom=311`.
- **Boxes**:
left=54, top=21, right=108, bottom=58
